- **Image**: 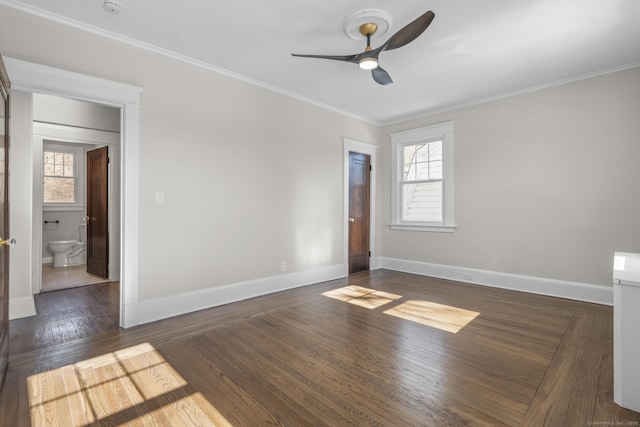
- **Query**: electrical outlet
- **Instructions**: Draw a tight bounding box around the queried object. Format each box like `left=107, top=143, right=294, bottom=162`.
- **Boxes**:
left=280, top=261, right=286, bottom=272
left=463, top=273, right=473, bottom=281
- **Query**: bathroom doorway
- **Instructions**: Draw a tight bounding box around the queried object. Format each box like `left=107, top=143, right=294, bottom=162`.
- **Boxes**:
left=35, top=94, right=121, bottom=293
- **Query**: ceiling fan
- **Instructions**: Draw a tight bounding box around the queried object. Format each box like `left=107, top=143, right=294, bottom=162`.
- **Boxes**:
left=292, top=10, right=435, bottom=85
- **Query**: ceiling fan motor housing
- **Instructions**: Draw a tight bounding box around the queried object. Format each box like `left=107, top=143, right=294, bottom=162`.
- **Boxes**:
left=104, top=0, right=121, bottom=13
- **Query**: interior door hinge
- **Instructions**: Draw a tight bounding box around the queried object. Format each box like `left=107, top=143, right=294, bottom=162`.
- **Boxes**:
left=369, top=251, right=371, bottom=257
left=369, top=165, right=372, bottom=171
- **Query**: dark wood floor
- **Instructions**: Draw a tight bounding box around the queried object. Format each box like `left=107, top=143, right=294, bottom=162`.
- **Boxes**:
left=1, top=270, right=639, bottom=426
left=9, top=282, right=119, bottom=356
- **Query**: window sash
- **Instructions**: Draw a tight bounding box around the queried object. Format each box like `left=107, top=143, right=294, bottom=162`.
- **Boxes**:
left=401, top=180, right=443, bottom=223
left=390, top=121, right=455, bottom=231
left=44, top=151, right=75, bottom=178
left=399, top=141, right=444, bottom=224
left=43, top=176, right=75, bottom=203
left=42, top=143, right=84, bottom=208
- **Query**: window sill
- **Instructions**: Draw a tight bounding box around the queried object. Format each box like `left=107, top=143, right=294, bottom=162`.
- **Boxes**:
left=43, top=205, right=85, bottom=212
left=389, top=224, right=456, bottom=233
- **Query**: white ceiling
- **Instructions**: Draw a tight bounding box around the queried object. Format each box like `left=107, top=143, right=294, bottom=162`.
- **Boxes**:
left=4, top=0, right=640, bottom=124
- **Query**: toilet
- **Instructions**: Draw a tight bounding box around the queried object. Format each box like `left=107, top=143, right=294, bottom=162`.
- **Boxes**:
left=48, top=224, right=87, bottom=268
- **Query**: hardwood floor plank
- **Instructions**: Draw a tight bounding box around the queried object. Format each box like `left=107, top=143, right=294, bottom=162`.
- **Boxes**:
left=59, top=365, right=95, bottom=426
left=2, top=270, right=639, bottom=426
left=263, top=298, right=520, bottom=425
left=193, top=332, right=326, bottom=426
left=160, top=336, right=287, bottom=426
left=521, top=312, right=612, bottom=425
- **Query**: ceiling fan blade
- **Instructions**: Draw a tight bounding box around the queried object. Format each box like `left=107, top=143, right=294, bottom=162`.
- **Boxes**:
left=291, top=53, right=358, bottom=63
left=372, top=67, right=393, bottom=85
left=382, top=10, right=435, bottom=51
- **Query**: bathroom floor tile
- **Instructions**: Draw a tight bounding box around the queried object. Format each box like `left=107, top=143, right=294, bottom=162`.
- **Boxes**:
left=42, top=264, right=110, bottom=292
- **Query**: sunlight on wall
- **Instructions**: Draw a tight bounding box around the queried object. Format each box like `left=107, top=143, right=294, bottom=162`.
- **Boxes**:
left=322, top=285, right=479, bottom=333
left=27, top=342, right=232, bottom=426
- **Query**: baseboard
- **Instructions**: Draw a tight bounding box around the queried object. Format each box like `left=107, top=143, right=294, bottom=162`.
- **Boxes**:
left=377, top=257, right=613, bottom=306
left=42, top=257, right=53, bottom=264
left=109, top=266, right=121, bottom=283
left=134, top=263, right=348, bottom=326
left=9, top=296, right=37, bottom=320
left=369, top=256, right=382, bottom=270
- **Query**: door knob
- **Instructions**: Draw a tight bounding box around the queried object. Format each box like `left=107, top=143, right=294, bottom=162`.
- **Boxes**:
left=0, top=237, right=16, bottom=247
left=348, top=217, right=355, bottom=223
left=85, top=216, right=90, bottom=224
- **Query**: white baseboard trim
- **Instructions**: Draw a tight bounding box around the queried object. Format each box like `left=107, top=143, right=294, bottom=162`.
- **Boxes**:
left=9, top=296, right=37, bottom=320
left=42, top=257, right=53, bottom=264
left=135, top=263, right=348, bottom=326
left=369, top=256, right=382, bottom=270
left=378, top=257, right=613, bottom=306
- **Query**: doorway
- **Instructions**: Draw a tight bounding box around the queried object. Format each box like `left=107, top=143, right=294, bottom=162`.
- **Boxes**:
left=39, top=139, right=118, bottom=292
left=34, top=96, right=121, bottom=294
left=343, top=139, right=377, bottom=274
left=5, top=56, right=141, bottom=328
left=348, top=152, right=370, bottom=274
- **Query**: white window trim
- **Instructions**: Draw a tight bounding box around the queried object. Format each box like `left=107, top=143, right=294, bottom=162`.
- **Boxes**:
left=390, top=121, right=455, bottom=232
left=42, top=140, right=85, bottom=211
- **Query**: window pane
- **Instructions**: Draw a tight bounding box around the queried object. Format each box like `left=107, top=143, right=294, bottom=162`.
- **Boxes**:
left=403, top=162, right=415, bottom=181
left=44, top=152, right=55, bottom=164
left=403, top=141, right=443, bottom=182
left=44, top=150, right=75, bottom=177
left=415, top=162, right=429, bottom=180
left=414, top=160, right=443, bottom=180
left=44, top=177, right=75, bottom=203
left=415, top=143, right=430, bottom=162
left=403, top=144, right=420, bottom=164
left=429, top=141, right=443, bottom=160
left=402, top=181, right=442, bottom=222
left=64, top=154, right=74, bottom=168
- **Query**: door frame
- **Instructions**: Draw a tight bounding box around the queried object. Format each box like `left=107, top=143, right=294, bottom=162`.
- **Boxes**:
left=343, top=138, right=377, bottom=271
left=33, top=124, right=121, bottom=291
left=5, top=57, right=141, bottom=328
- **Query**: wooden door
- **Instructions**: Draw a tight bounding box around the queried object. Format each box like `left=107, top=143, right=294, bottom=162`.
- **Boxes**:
left=86, top=146, right=109, bottom=278
left=348, top=152, right=370, bottom=274
left=0, top=53, right=11, bottom=389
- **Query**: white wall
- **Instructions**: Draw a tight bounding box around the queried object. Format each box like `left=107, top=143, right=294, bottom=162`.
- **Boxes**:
left=0, top=5, right=381, bottom=318
left=381, top=66, right=640, bottom=288
left=8, top=90, right=35, bottom=318
left=41, top=211, right=86, bottom=259
left=6, top=3, right=631, bottom=321
left=33, top=94, right=120, bottom=132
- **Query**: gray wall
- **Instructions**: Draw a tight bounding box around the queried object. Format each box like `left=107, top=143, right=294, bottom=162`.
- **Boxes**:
left=33, top=93, right=120, bottom=132
left=2, top=3, right=636, bottom=314
left=0, top=5, right=381, bottom=304
left=381, top=66, right=640, bottom=287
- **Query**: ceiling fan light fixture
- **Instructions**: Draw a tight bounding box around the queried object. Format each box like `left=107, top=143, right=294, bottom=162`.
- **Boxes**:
left=358, top=57, right=378, bottom=70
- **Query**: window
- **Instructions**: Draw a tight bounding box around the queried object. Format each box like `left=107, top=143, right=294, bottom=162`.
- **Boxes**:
left=43, top=142, right=84, bottom=210
left=390, top=121, right=455, bottom=231
left=44, top=151, right=75, bottom=202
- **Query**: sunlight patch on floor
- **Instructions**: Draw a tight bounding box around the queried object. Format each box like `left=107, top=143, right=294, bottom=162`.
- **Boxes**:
left=384, top=300, right=480, bottom=333
left=27, top=342, right=232, bottom=426
left=322, top=285, right=402, bottom=309
left=323, top=286, right=479, bottom=333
